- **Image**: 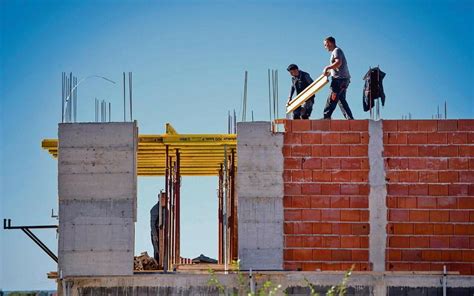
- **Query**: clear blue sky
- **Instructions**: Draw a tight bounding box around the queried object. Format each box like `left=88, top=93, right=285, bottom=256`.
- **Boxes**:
left=1, top=0, right=473, bottom=290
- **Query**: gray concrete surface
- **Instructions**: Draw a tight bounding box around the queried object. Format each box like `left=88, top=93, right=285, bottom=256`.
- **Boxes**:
left=237, top=122, right=284, bottom=270
left=368, top=120, right=387, bottom=274
left=58, top=122, right=137, bottom=277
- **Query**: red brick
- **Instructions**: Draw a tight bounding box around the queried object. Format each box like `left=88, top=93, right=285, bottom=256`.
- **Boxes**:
left=341, top=210, right=360, bottom=221
left=389, top=209, right=409, bottom=221
left=322, top=158, right=341, bottom=169
left=469, top=133, right=474, bottom=144
left=409, top=158, right=427, bottom=169
left=359, top=184, right=370, bottom=195
left=285, top=236, right=303, bottom=248
left=418, top=146, right=438, bottom=157
left=437, top=120, right=457, bottom=131
left=284, top=209, right=302, bottom=221
left=433, top=224, right=453, bottom=235
left=398, top=196, right=417, bottom=208
left=437, top=196, right=457, bottom=209
left=321, top=184, right=340, bottom=195
left=429, top=210, right=450, bottom=222
left=384, top=145, right=399, bottom=157
left=312, top=249, right=331, bottom=260
left=422, top=250, right=441, bottom=261
left=311, top=120, right=330, bottom=131
left=438, top=146, right=458, bottom=157
left=419, top=171, right=438, bottom=182
left=303, top=236, right=322, bottom=247
left=402, top=250, right=422, bottom=261
left=331, top=223, right=352, bottom=235
left=383, top=120, right=398, bottom=131
left=462, top=250, right=474, bottom=261
left=350, top=171, right=368, bottom=182
left=323, top=236, right=341, bottom=248
left=340, top=133, right=360, bottom=144
left=331, top=145, right=350, bottom=156
left=430, top=237, right=450, bottom=248
left=414, top=223, right=433, bottom=235
left=360, top=133, right=369, bottom=144
left=417, top=120, right=438, bottom=132
left=429, top=184, right=448, bottom=196
left=352, top=223, right=369, bottom=235
left=341, top=236, right=360, bottom=248
left=386, top=158, right=409, bottom=170
left=454, top=224, right=474, bottom=235
left=459, top=171, right=474, bottom=183
left=426, top=133, right=447, bottom=144
left=340, top=184, right=359, bottom=195
left=448, top=158, right=469, bottom=170
left=398, top=146, right=418, bottom=156
left=330, top=196, right=350, bottom=208
left=387, top=249, right=401, bottom=261
left=284, top=132, right=302, bottom=144
left=312, top=145, right=331, bottom=157
left=417, top=197, right=437, bottom=208
left=409, top=210, right=430, bottom=222
left=458, top=119, right=474, bottom=131
left=352, top=250, right=369, bottom=261
left=283, top=196, right=292, bottom=207
left=407, top=133, right=428, bottom=144
left=285, top=183, right=301, bottom=195
left=292, top=196, right=311, bottom=208
left=301, top=263, right=321, bottom=271
left=448, top=184, right=469, bottom=196
left=390, top=236, right=410, bottom=248
left=385, top=132, right=407, bottom=144
left=293, top=249, right=313, bottom=261
left=302, top=158, right=322, bottom=169
left=459, top=145, right=474, bottom=157
left=283, top=170, right=292, bottom=182
left=285, top=158, right=301, bottom=169
left=312, top=170, right=332, bottom=182
left=292, top=120, right=311, bottom=131
left=409, top=184, right=429, bottom=196
left=313, top=223, right=332, bottom=234
left=330, top=120, right=350, bottom=131
left=450, top=237, right=470, bottom=249
left=301, top=184, right=321, bottom=195
left=410, top=236, right=430, bottom=248
left=450, top=211, right=470, bottom=222
left=398, top=171, right=419, bottom=182
left=294, top=223, right=313, bottom=234
left=292, top=145, right=312, bottom=156
left=292, top=170, right=312, bottom=182
left=301, top=209, right=321, bottom=221
left=284, top=249, right=294, bottom=261
left=447, top=132, right=468, bottom=144
left=393, top=223, right=414, bottom=234
left=321, top=209, right=340, bottom=221
left=284, top=222, right=294, bottom=234
left=300, top=133, right=321, bottom=144
left=350, top=196, right=368, bottom=208
left=350, top=120, right=368, bottom=131
left=388, top=184, right=409, bottom=196
left=340, top=158, right=362, bottom=169
left=321, top=133, right=340, bottom=144
left=438, top=171, right=459, bottom=183
left=398, top=121, right=417, bottom=131
left=458, top=197, right=474, bottom=209
left=332, top=250, right=352, bottom=261
left=283, top=146, right=291, bottom=157
left=311, top=196, right=331, bottom=208
left=427, top=158, right=448, bottom=170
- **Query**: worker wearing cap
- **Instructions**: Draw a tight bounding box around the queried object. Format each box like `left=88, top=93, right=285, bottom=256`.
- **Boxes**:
left=322, top=36, right=354, bottom=119
left=287, top=64, right=315, bottom=119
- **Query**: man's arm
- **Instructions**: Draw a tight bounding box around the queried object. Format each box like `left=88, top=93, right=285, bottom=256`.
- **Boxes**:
left=304, top=72, right=314, bottom=85
left=288, top=85, right=295, bottom=103
left=323, top=49, right=343, bottom=75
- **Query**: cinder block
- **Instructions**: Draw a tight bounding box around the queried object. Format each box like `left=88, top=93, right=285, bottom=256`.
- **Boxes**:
left=59, top=249, right=133, bottom=276
left=59, top=122, right=136, bottom=148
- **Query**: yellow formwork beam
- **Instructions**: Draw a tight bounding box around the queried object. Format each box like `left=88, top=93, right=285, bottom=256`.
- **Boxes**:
left=41, top=123, right=237, bottom=176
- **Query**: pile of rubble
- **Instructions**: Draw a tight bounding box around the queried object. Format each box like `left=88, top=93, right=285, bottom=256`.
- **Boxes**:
left=134, top=252, right=159, bottom=271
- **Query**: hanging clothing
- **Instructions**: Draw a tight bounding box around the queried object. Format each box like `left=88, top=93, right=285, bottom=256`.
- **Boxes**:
left=363, top=67, right=386, bottom=112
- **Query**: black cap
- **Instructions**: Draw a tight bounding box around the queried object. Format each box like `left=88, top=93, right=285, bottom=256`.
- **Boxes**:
left=287, top=64, right=298, bottom=71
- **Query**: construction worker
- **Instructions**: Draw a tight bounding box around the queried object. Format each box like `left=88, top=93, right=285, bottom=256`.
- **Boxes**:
left=150, top=201, right=160, bottom=261
left=287, top=64, right=314, bottom=119
left=322, top=36, right=354, bottom=119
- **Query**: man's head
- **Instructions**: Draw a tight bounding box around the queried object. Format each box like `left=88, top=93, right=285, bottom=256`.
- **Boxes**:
left=287, top=64, right=299, bottom=77
left=324, top=36, right=336, bottom=52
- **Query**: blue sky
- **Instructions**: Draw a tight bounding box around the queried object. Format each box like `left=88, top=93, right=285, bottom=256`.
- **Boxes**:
left=1, top=0, right=473, bottom=290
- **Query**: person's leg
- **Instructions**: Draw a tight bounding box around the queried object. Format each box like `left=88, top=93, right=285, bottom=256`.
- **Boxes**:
left=293, top=106, right=302, bottom=119
left=323, top=80, right=339, bottom=119
left=336, top=80, right=354, bottom=119
left=302, top=98, right=314, bottom=119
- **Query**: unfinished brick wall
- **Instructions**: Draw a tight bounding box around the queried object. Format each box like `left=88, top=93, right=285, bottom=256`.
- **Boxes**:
left=282, top=119, right=473, bottom=275
left=283, top=120, right=371, bottom=271
left=384, top=120, right=474, bottom=274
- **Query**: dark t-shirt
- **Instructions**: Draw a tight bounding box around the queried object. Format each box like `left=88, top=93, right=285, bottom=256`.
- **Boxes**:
left=289, top=71, right=314, bottom=98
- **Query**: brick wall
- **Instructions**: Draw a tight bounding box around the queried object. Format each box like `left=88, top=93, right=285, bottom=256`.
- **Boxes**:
left=384, top=120, right=474, bottom=274
left=282, top=119, right=474, bottom=275
left=283, top=120, right=371, bottom=271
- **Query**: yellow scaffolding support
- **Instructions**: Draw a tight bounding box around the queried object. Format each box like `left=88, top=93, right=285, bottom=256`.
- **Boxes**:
left=41, top=124, right=237, bottom=176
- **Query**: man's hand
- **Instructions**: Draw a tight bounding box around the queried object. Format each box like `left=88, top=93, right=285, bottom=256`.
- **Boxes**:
left=287, top=96, right=292, bottom=105
left=322, top=66, right=330, bottom=76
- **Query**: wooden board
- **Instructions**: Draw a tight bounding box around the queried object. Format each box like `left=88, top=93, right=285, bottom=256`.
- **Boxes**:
left=286, top=74, right=329, bottom=114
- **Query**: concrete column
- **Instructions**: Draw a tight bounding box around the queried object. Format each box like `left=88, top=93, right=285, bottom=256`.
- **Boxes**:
left=368, top=120, right=387, bottom=274
left=237, top=122, right=284, bottom=270
left=58, top=122, right=138, bottom=276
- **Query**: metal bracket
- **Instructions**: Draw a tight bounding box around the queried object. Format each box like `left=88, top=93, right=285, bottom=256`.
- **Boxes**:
left=3, top=218, right=58, bottom=263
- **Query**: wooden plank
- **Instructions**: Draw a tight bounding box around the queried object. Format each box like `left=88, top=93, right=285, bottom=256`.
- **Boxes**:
left=286, top=74, right=329, bottom=114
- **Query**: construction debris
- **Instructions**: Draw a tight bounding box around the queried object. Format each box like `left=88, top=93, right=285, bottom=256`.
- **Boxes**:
left=134, top=252, right=159, bottom=271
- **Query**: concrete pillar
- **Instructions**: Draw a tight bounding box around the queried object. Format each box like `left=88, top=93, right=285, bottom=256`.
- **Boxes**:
left=368, top=120, right=387, bottom=274
left=237, top=122, right=284, bottom=270
left=58, top=122, right=138, bottom=276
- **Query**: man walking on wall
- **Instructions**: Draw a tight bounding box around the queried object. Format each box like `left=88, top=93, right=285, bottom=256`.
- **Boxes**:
left=287, top=64, right=315, bottom=119
left=322, top=36, right=354, bottom=119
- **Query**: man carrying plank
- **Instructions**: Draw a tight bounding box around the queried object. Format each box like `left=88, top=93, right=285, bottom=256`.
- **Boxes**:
left=287, top=64, right=315, bottom=119
left=322, top=36, right=354, bottom=119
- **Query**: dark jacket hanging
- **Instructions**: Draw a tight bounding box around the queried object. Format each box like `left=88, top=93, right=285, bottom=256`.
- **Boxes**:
left=363, top=67, right=386, bottom=112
